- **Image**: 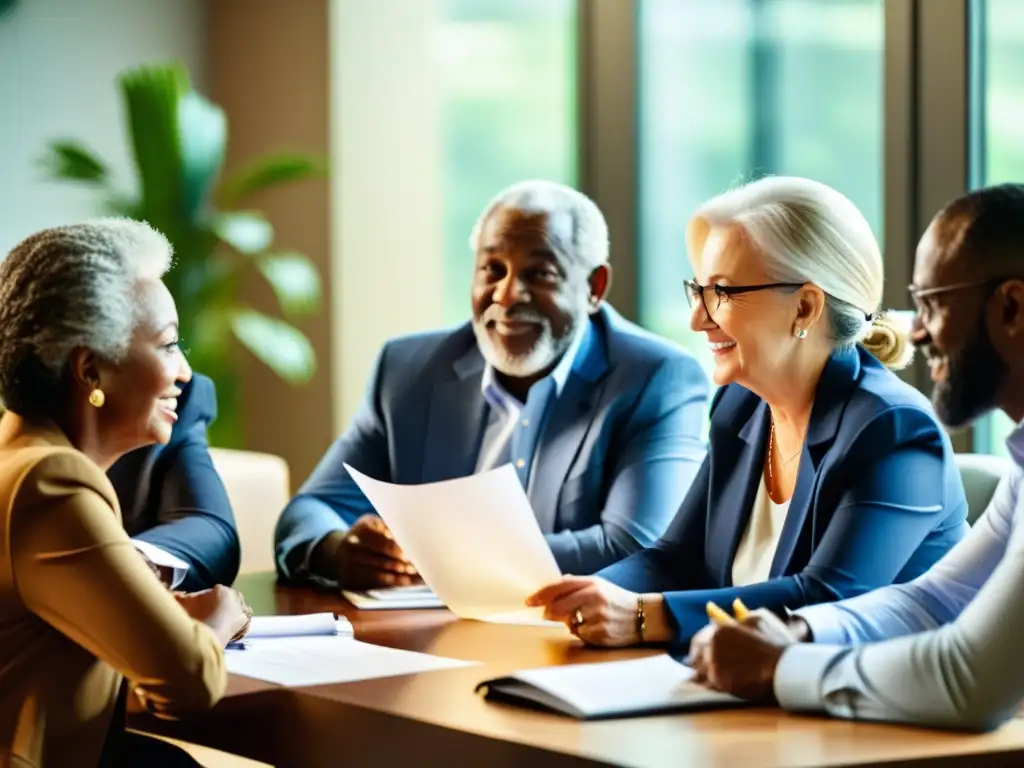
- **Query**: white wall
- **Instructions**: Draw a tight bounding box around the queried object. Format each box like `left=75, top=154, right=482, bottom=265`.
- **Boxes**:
left=0, top=0, right=205, bottom=254
left=330, top=0, right=447, bottom=429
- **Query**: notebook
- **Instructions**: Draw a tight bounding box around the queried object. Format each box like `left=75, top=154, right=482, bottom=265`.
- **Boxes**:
left=228, top=613, right=353, bottom=649
left=342, top=585, right=446, bottom=610
left=475, top=654, right=743, bottom=720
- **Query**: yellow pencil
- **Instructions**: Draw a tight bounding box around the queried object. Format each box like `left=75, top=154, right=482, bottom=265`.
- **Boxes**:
left=705, top=601, right=735, bottom=626
left=732, top=598, right=750, bottom=622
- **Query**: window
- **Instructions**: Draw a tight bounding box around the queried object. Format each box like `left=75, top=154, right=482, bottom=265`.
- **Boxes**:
left=969, top=0, right=1024, bottom=455
left=637, top=0, right=884, bottom=377
left=436, top=0, right=577, bottom=324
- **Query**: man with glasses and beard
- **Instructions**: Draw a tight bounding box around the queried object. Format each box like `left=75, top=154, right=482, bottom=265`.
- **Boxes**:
left=273, top=180, right=709, bottom=590
left=689, top=183, right=1024, bottom=732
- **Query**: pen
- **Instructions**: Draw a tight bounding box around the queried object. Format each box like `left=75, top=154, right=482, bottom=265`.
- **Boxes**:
left=732, top=598, right=750, bottom=622
left=705, top=601, right=735, bottom=626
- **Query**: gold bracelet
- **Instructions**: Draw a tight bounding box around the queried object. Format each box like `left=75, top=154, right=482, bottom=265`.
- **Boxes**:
left=636, top=594, right=646, bottom=643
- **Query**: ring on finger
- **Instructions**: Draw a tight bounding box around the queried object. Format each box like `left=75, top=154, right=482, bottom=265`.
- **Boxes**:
left=570, top=608, right=585, bottom=629
left=346, top=532, right=360, bottom=546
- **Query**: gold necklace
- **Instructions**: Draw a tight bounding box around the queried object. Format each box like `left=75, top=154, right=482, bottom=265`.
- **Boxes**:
left=767, top=417, right=803, bottom=496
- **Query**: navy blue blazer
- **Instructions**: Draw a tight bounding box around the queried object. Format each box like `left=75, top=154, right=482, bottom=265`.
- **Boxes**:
left=600, top=346, right=969, bottom=649
left=107, top=374, right=240, bottom=591
left=275, top=305, right=710, bottom=579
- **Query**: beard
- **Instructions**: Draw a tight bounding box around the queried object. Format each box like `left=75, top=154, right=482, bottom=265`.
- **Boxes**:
left=931, top=314, right=1008, bottom=430
left=472, top=302, right=585, bottom=379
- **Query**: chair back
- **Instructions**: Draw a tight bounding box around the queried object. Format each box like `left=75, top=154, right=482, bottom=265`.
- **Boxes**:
left=209, top=448, right=290, bottom=575
left=955, top=452, right=1013, bottom=526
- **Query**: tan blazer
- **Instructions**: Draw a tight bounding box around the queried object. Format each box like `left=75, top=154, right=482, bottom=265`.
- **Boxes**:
left=0, top=413, right=226, bottom=768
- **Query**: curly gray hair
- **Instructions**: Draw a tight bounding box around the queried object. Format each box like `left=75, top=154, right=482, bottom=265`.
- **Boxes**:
left=0, top=218, right=173, bottom=419
left=468, top=180, right=610, bottom=271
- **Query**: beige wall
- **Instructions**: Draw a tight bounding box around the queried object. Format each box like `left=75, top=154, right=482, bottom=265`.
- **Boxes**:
left=206, top=0, right=333, bottom=488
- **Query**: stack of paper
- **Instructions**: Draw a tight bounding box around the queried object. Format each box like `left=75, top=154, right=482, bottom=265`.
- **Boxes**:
left=342, top=585, right=445, bottom=610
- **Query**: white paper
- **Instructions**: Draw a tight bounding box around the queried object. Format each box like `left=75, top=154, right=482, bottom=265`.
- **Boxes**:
left=225, top=635, right=476, bottom=687
left=344, top=464, right=561, bottom=623
left=509, top=655, right=739, bottom=717
left=246, top=613, right=353, bottom=639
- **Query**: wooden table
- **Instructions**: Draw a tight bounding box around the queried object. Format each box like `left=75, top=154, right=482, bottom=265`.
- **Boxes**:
left=130, top=573, right=1024, bottom=768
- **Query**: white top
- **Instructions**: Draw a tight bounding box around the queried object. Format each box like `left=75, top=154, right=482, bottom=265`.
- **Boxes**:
left=773, top=421, right=1024, bottom=730
left=731, top=474, right=791, bottom=587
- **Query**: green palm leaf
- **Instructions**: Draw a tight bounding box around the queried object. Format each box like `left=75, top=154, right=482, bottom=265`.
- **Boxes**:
left=218, top=152, right=327, bottom=207
left=256, top=251, right=322, bottom=316
left=230, top=309, right=316, bottom=384
left=39, top=140, right=108, bottom=184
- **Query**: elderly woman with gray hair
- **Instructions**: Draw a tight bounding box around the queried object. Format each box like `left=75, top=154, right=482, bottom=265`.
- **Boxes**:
left=528, top=176, right=970, bottom=652
left=0, top=219, right=250, bottom=767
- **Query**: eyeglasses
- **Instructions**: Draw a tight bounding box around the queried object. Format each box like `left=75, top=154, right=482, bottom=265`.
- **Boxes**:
left=908, top=276, right=1022, bottom=323
left=684, top=279, right=804, bottom=318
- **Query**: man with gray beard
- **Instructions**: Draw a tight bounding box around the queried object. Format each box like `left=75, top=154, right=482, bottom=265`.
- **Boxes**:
left=274, top=180, right=709, bottom=589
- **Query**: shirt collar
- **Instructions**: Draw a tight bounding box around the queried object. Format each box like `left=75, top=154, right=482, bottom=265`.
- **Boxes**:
left=480, top=318, right=589, bottom=407
left=1006, top=418, right=1024, bottom=469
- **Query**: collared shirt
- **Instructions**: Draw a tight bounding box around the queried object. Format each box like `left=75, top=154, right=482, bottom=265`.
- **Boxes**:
left=303, top=321, right=588, bottom=587
left=773, top=420, right=1024, bottom=730
left=474, top=321, right=587, bottom=491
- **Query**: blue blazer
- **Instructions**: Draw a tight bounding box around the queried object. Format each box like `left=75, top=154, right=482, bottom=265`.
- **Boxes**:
left=107, top=374, right=240, bottom=591
left=275, top=305, right=710, bottom=580
left=600, top=346, right=969, bottom=649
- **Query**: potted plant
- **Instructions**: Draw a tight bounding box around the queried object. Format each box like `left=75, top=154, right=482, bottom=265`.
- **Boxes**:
left=40, top=62, right=326, bottom=447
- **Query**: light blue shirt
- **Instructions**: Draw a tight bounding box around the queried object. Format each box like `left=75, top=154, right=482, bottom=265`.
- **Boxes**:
left=474, top=322, right=587, bottom=491
left=774, top=420, right=1024, bottom=730
left=305, top=324, right=587, bottom=586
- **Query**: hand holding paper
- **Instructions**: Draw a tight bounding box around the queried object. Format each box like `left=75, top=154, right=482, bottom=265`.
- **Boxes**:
left=344, top=464, right=561, bottom=623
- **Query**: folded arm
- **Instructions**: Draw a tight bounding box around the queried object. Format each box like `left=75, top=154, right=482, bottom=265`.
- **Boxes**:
left=545, top=355, right=708, bottom=574
left=132, top=422, right=240, bottom=590
left=13, top=453, right=227, bottom=719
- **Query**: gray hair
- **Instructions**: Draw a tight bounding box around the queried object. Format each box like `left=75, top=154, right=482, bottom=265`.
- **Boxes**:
left=468, top=180, right=610, bottom=271
left=0, top=218, right=173, bottom=418
left=688, top=176, right=913, bottom=370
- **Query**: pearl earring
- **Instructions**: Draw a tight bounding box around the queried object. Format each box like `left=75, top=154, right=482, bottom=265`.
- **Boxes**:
left=88, top=388, right=105, bottom=408
left=795, top=328, right=808, bottom=340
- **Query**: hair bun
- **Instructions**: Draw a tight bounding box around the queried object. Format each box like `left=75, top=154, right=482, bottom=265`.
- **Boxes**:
left=860, top=311, right=914, bottom=370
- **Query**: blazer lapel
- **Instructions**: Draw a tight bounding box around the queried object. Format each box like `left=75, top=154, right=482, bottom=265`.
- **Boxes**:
left=529, top=322, right=610, bottom=534
left=421, top=345, right=488, bottom=483
left=768, top=347, right=863, bottom=576
left=708, top=400, right=771, bottom=586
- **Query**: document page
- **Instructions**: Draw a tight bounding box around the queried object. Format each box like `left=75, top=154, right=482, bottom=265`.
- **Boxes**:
left=225, top=635, right=476, bottom=687
left=345, top=464, right=561, bottom=623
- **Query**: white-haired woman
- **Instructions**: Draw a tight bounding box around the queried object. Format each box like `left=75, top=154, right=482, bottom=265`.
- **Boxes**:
left=0, top=220, right=250, bottom=767
left=527, top=176, right=969, bottom=652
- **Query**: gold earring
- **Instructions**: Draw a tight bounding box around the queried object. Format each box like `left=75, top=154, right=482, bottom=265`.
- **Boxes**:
left=88, top=389, right=105, bottom=408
